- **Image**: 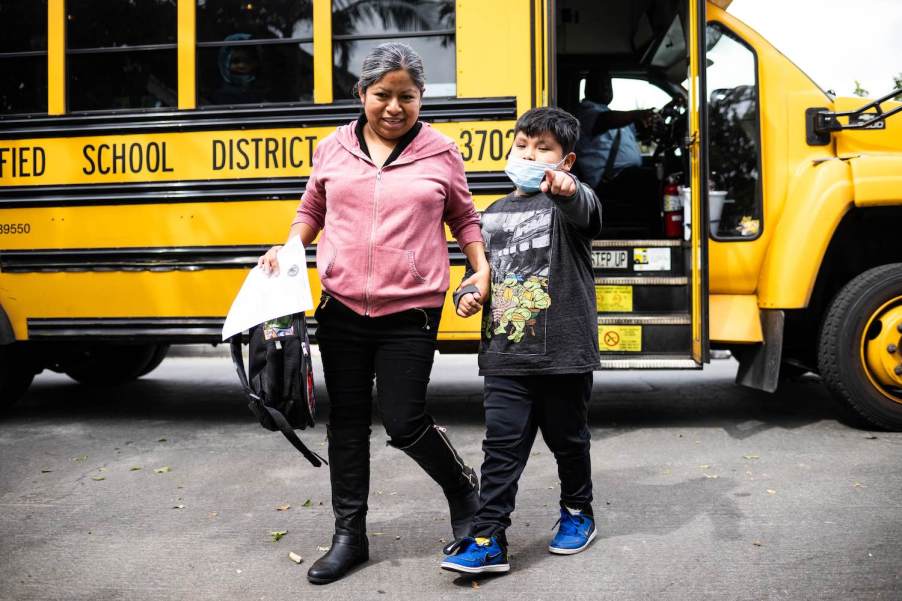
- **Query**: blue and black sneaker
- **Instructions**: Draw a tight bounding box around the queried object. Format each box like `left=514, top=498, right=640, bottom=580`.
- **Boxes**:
left=548, top=506, right=597, bottom=555
left=441, top=536, right=510, bottom=574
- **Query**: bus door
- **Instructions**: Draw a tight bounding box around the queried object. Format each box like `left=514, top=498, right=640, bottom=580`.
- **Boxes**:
left=547, top=0, right=710, bottom=368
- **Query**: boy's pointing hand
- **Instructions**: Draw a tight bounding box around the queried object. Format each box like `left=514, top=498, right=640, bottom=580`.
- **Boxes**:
left=541, top=169, right=577, bottom=198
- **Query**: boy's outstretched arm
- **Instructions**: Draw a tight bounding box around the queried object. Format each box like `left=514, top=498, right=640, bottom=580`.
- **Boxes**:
left=544, top=170, right=603, bottom=238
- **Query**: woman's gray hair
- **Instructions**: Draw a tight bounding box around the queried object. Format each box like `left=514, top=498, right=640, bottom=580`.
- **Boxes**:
left=355, top=42, right=426, bottom=96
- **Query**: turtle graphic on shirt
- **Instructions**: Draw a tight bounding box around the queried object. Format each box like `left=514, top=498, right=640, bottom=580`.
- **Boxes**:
left=486, top=274, right=551, bottom=343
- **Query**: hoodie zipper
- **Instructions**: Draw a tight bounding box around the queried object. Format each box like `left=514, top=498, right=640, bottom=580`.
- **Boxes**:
left=364, top=167, right=383, bottom=316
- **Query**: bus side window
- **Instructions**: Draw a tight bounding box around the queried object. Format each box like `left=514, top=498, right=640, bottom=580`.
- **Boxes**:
left=67, top=0, right=178, bottom=111
left=332, top=1, right=456, bottom=99
left=196, top=3, right=314, bottom=107
left=0, top=2, right=48, bottom=115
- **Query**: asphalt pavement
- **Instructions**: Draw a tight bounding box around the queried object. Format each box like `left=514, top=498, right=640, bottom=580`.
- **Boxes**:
left=1, top=353, right=900, bottom=601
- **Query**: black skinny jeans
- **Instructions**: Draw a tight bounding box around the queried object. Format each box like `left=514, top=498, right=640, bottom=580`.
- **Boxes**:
left=472, top=372, right=594, bottom=538
left=314, top=295, right=441, bottom=444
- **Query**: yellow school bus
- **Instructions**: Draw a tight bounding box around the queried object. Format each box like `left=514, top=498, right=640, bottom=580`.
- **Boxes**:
left=1, top=1, right=901, bottom=429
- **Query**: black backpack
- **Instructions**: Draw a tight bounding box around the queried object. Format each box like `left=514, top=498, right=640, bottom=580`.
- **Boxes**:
left=229, top=313, right=326, bottom=467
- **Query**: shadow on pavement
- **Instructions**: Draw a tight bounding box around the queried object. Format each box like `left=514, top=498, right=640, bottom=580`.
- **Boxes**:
left=6, top=359, right=851, bottom=438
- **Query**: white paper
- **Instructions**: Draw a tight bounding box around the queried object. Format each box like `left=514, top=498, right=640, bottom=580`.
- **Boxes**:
left=221, top=236, right=314, bottom=340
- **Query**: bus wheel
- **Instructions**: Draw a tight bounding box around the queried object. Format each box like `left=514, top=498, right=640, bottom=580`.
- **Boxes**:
left=137, top=344, right=170, bottom=377
left=818, top=264, right=902, bottom=430
left=64, top=344, right=161, bottom=385
left=0, top=343, right=36, bottom=408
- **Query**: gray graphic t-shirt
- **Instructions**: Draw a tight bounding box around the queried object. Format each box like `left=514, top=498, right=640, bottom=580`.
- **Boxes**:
left=476, top=179, right=603, bottom=375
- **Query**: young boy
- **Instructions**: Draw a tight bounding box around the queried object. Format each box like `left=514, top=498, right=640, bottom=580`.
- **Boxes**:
left=441, top=107, right=603, bottom=574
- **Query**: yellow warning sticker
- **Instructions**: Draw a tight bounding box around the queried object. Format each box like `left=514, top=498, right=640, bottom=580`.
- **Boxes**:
left=596, top=285, right=633, bottom=312
left=599, top=326, right=643, bottom=352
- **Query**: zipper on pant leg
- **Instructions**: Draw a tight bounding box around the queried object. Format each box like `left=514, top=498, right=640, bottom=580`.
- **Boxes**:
left=435, top=425, right=478, bottom=488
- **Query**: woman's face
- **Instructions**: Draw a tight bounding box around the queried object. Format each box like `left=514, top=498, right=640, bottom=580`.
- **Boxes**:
left=358, top=69, right=422, bottom=141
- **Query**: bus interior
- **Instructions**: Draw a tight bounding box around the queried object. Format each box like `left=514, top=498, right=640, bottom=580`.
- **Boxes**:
left=555, top=0, right=691, bottom=240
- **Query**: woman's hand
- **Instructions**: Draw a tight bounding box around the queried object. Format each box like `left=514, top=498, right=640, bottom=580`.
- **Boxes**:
left=455, top=269, right=490, bottom=318
left=257, top=245, right=282, bottom=276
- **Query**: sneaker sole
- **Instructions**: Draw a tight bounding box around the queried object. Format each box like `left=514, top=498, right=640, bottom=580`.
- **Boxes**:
left=440, top=561, right=511, bottom=574
left=548, top=527, right=597, bottom=555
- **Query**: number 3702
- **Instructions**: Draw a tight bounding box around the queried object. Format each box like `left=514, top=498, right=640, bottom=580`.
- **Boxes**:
left=459, top=129, right=514, bottom=162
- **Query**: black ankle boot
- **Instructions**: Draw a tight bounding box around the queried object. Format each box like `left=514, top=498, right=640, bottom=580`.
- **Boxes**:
left=307, top=426, right=371, bottom=585
left=307, top=531, right=369, bottom=585
left=390, top=421, right=480, bottom=540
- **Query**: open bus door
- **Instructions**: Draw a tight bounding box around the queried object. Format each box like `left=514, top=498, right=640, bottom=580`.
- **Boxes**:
left=543, top=0, right=710, bottom=369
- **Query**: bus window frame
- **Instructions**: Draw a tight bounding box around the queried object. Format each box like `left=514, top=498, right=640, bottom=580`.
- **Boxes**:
left=705, top=19, right=764, bottom=243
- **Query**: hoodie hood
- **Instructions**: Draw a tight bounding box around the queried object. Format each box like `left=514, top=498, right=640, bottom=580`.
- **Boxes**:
left=333, top=119, right=458, bottom=166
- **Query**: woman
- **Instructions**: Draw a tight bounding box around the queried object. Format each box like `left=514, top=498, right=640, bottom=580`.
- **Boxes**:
left=258, top=42, right=489, bottom=585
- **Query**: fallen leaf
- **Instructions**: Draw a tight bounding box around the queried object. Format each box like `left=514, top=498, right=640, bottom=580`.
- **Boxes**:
left=41, top=469, right=52, bottom=473
left=472, top=580, right=480, bottom=590
left=865, top=435, right=878, bottom=440
left=271, top=530, right=287, bottom=542
left=752, top=540, right=763, bottom=547
left=172, top=504, right=185, bottom=509
left=316, top=545, right=330, bottom=552
left=209, top=512, right=219, bottom=518
left=853, top=482, right=866, bottom=488
left=154, top=466, right=171, bottom=474
left=158, top=438, right=168, bottom=443
left=698, top=464, right=711, bottom=469
left=743, top=455, right=760, bottom=460
left=703, top=473, right=719, bottom=479
left=129, top=466, right=142, bottom=471
left=766, top=489, right=776, bottom=495
left=98, top=467, right=108, bottom=472
left=72, top=455, right=87, bottom=462
left=372, top=532, right=385, bottom=537
left=288, top=552, right=303, bottom=564
left=276, top=504, right=291, bottom=511
left=302, top=499, right=312, bottom=508
left=91, top=476, right=106, bottom=481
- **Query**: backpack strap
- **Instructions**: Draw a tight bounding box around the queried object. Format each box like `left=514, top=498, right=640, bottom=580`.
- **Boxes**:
left=229, top=335, right=327, bottom=468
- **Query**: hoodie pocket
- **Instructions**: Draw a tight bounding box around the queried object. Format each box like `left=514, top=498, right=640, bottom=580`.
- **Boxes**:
left=372, top=246, right=430, bottom=301
left=317, top=242, right=368, bottom=300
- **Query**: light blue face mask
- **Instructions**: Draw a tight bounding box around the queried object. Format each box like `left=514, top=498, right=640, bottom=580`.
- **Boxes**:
left=504, top=155, right=566, bottom=193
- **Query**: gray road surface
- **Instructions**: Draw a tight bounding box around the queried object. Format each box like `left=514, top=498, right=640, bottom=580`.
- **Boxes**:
left=1, top=353, right=900, bottom=601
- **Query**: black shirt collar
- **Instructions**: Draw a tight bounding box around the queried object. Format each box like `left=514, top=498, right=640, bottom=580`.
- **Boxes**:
left=355, top=112, right=423, bottom=167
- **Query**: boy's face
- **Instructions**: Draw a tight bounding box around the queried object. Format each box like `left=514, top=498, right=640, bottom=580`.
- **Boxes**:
left=510, top=131, right=575, bottom=171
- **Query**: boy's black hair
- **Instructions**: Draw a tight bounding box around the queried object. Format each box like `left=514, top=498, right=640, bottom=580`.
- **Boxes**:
left=513, top=106, right=581, bottom=155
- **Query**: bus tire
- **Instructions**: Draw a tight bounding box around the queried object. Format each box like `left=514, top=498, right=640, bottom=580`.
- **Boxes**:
left=64, top=343, right=159, bottom=385
left=0, top=344, right=36, bottom=408
left=818, top=263, right=902, bottom=431
left=137, top=344, right=170, bottom=377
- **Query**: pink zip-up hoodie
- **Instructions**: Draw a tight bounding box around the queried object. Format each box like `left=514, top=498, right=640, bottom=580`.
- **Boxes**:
left=292, top=120, right=483, bottom=317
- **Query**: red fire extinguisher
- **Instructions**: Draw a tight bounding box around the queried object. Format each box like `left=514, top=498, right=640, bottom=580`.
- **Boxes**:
left=662, top=178, right=682, bottom=239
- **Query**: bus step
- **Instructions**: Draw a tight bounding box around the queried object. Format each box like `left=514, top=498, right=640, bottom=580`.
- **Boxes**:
left=598, top=317, right=690, bottom=354
left=592, top=239, right=686, bottom=277
left=596, top=278, right=689, bottom=313
left=598, top=356, right=700, bottom=369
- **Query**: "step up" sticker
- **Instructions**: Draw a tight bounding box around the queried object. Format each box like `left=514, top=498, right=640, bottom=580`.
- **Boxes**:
left=599, top=325, right=643, bottom=352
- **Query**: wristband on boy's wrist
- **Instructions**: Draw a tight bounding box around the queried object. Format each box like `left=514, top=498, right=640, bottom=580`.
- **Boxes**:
left=452, top=284, right=481, bottom=309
